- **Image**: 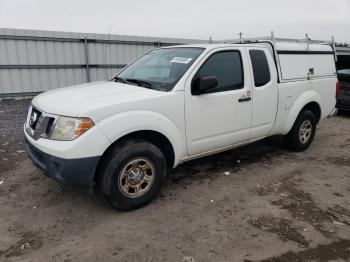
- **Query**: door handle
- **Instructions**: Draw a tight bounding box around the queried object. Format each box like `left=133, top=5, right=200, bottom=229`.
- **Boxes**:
left=238, top=97, right=251, bottom=102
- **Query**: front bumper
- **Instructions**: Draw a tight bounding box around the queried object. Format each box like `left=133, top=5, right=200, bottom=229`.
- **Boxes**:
left=26, top=139, right=100, bottom=187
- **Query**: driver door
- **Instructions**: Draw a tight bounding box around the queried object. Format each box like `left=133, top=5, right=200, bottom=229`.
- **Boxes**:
left=184, top=48, right=252, bottom=156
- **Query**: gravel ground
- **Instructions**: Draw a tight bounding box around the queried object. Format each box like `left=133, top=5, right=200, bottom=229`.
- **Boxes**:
left=0, top=99, right=350, bottom=262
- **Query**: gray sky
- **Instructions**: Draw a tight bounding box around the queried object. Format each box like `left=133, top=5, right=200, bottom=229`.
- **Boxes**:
left=0, top=0, right=349, bottom=42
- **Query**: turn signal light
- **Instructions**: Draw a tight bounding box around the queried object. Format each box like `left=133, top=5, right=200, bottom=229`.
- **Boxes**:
left=74, top=118, right=94, bottom=137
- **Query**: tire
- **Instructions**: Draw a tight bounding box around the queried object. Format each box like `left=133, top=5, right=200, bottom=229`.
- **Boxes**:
left=284, top=110, right=317, bottom=152
left=97, top=139, right=167, bottom=210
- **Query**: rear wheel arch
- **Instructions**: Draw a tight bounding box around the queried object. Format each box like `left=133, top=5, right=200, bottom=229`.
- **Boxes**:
left=284, top=91, right=322, bottom=135
left=287, top=101, right=321, bottom=133
left=301, top=102, right=321, bottom=124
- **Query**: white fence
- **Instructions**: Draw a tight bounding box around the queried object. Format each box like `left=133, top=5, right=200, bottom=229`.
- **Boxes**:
left=0, top=28, right=202, bottom=97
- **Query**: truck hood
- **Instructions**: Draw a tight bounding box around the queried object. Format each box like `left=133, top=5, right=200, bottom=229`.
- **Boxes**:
left=32, top=81, right=167, bottom=119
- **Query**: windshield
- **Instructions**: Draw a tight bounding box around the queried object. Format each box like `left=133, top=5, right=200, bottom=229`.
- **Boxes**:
left=114, top=47, right=204, bottom=91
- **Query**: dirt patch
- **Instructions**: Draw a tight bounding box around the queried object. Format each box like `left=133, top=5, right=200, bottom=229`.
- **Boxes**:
left=331, top=205, right=350, bottom=218
left=0, top=230, right=43, bottom=258
left=339, top=141, right=350, bottom=148
left=0, top=101, right=350, bottom=261
left=271, top=172, right=332, bottom=233
left=250, top=168, right=350, bottom=238
left=247, top=239, right=350, bottom=262
left=251, top=181, right=282, bottom=196
left=326, top=156, right=350, bottom=167
left=250, top=216, right=309, bottom=247
left=171, top=136, right=291, bottom=185
left=327, top=205, right=350, bottom=226
left=0, top=99, right=30, bottom=174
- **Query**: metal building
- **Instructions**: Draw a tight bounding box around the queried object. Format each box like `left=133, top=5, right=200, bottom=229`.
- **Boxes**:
left=1, top=28, right=349, bottom=98
left=0, top=28, right=202, bottom=97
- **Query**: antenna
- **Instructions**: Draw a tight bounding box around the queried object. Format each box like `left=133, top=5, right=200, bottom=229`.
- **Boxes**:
left=104, top=24, right=112, bottom=81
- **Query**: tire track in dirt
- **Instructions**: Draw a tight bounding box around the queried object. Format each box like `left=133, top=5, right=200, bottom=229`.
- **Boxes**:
left=245, top=239, right=350, bottom=262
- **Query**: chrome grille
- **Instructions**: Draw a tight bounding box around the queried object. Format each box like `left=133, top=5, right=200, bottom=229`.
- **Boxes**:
left=29, top=107, right=41, bottom=130
left=26, top=106, right=56, bottom=140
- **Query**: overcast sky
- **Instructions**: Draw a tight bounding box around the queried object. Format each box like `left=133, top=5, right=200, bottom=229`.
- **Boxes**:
left=0, top=0, right=349, bottom=42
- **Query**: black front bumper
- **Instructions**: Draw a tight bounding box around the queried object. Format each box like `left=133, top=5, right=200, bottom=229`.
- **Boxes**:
left=26, top=141, right=100, bottom=187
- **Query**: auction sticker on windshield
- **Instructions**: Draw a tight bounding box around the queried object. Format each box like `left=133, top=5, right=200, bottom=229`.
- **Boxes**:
left=170, top=57, right=193, bottom=64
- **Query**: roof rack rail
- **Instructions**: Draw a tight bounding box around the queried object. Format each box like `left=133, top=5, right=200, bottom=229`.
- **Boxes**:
left=214, top=31, right=337, bottom=61
left=218, top=31, right=333, bottom=45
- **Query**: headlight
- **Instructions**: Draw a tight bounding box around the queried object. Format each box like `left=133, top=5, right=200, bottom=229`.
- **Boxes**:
left=50, top=117, right=94, bottom=141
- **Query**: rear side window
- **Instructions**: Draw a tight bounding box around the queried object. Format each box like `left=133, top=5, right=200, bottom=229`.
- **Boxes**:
left=249, top=50, right=271, bottom=87
left=196, top=51, right=244, bottom=93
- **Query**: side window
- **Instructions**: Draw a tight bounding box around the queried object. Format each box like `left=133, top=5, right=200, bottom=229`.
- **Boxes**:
left=195, top=51, right=244, bottom=93
left=249, top=50, right=271, bottom=87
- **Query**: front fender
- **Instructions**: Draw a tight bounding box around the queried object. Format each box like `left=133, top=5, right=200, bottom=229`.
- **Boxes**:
left=282, top=90, right=322, bottom=135
left=96, top=110, right=186, bottom=166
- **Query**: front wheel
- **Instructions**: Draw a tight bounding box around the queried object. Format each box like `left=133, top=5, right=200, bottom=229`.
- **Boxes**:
left=97, top=139, right=167, bottom=210
left=284, top=110, right=317, bottom=152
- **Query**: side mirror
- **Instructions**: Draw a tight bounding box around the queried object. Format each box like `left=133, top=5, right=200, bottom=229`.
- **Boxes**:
left=192, top=76, right=218, bottom=95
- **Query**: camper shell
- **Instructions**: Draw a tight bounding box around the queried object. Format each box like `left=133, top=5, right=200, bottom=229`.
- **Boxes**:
left=218, top=34, right=337, bottom=82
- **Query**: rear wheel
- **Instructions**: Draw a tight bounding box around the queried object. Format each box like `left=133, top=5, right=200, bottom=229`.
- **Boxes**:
left=284, top=110, right=317, bottom=152
left=97, top=139, right=167, bottom=210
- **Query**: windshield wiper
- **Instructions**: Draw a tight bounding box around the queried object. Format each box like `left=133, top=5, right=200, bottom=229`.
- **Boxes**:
left=125, top=78, right=152, bottom=89
left=112, top=76, right=154, bottom=89
left=111, top=76, right=128, bottom=84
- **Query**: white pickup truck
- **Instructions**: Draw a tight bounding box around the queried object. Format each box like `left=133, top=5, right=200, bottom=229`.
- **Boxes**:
left=25, top=39, right=338, bottom=210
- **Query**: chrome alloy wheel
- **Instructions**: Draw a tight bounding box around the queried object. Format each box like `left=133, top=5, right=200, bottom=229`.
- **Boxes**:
left=299, top=120, right=312, bottom=144
left=118, top=158, right=155, bottom=198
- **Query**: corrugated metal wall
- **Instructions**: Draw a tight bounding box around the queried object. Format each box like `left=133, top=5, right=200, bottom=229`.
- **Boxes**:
left=0, top=28, right=202, bottom=97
